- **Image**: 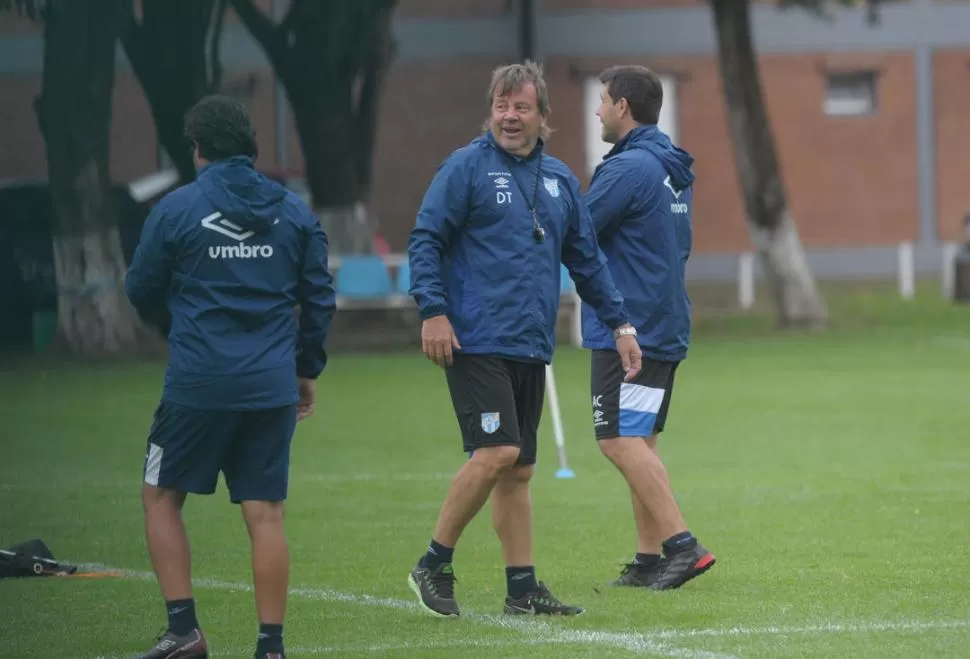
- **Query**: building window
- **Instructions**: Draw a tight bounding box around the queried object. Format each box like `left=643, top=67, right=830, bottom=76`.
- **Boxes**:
left=583, top=74, right=679, bottom=178
left=824, top=71, right=877, bottom=117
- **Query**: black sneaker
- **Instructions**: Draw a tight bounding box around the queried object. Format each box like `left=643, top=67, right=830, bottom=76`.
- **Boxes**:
left=133, top=628, right=207, bottom=658
left=408, top=563, right=460, bottom=617
left=254, top=653, right=284, bottom=659
left=504, top=581, right=584, bottom=616
left=613, top=558, right=666, bottom=587
left=649, top=543, right=716, bottom=590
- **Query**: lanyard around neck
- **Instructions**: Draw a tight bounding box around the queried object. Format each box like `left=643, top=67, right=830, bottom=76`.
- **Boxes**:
left=502, top=150, right=543, bottom=220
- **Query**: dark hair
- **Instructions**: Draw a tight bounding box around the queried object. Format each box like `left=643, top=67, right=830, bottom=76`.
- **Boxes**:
left=599, top=65, right=663, bottom=125
left=183, top=95, right=258, bottom=162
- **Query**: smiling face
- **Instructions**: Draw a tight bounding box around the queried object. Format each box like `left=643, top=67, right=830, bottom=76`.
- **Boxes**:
left=489, top=82, right=545, bottom=157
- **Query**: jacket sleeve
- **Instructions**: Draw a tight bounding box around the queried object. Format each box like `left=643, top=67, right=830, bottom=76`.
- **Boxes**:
left=585, top=156, right=643, bottom=240
left=296, top=211, right=338, bottom=379
left=125, top=199, right=173, bottom=318
left=407, top=153, right=469, bottom=320
left=561, top=175, right=628, bottom=331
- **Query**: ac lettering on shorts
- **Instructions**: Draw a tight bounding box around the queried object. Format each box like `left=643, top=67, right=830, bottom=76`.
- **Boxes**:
left=592, top=394, right=608, bottom=428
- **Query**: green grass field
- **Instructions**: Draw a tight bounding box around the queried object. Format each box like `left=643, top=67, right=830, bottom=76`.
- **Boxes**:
left=3, top=283, right=970, bottom=658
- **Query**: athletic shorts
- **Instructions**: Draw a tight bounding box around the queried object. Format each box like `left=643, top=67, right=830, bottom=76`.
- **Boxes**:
left=445, top=353, right=545, bottom=466
left=590, top=349, right=679, bottom=440
left=142, top=400, right=297, bottom=503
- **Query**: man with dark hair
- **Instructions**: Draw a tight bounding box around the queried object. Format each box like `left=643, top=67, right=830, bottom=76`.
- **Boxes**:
left=125, top=94, right=337, bottom=659
left=406, top=61, right=642, bottom=618
left=585, top=65, right=716, bottom=590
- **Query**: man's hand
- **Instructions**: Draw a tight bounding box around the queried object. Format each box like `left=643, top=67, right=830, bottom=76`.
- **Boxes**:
left=297, top=377, right=316, bottom=421
left=614, top=324, right=642, bottom=382
left=422, top=315, right=461, bottom=367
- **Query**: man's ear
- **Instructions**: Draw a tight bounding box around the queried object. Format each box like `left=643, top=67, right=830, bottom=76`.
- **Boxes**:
left=617, top=97, right=630, bottom=119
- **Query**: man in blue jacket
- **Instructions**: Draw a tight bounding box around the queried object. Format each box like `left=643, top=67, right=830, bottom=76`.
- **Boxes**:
left=406, top=61, right=642, bottom=618
left=585, top=65, right=715, bottom=591
left=125, top=95, right=336, bottom=659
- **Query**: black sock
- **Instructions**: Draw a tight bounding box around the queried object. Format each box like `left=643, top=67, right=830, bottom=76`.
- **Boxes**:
left=418, top=538, right=454, bottom=570
left=634, top=552, right=661, bottom=567
left=256, top=623, right=284, bottom=654
left=166, top=598, right=198, bottom=636
left=506, top=566, right=538, bottom=599
left=663, top=531, right=697, bottom=555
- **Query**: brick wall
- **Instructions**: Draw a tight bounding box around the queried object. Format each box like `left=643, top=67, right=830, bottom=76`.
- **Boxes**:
left=934, top=48, right=970, bottom=242
left=2, top=5, right=969, bottom=256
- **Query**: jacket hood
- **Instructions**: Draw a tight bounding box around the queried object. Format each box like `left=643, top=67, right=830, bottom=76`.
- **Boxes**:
left=612, top=125, right=695, bottom=191
left=195, top=156, right=288, bottom=234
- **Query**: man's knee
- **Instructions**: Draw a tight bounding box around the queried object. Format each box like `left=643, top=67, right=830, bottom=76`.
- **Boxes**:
left=501, top=464, right=534, bottom=485
left=241, top=500, right=286, bottom=532
left=598, top=436, right=655, bottom=464
left=470, top=444, right=522, bottom=475
left=141, top=484, right=186, bottom=510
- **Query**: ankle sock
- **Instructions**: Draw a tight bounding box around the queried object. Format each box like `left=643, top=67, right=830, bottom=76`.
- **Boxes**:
left=418, top=538, right=454, bottom=570
left=506, top=565, right=538, bottom=599
left=165, top=598, right=198, bottom=636
left=634, top=552, right=661, bottom=567
left=662, top=531, right=698, bottom=555
left=257, top=623, right=284, bottom=654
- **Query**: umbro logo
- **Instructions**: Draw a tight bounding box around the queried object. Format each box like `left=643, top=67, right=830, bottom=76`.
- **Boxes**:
left=663, top=176, right=689, bottom=214
left=201, top=211, right=275, bottom=259
left=200, top=211, right=256, bottom=241
left=663, top=176, right=684, bottom=200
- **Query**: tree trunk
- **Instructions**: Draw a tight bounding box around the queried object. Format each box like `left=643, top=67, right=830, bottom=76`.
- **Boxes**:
left=229, top=0, right=397, bottom=255
left=317, top=202, right=375, bottom=256
left=35, top=0, right=156, bottom=355
left=710, top=0, right=827, bottom=328
left=121, top=0, right=223, bottom=183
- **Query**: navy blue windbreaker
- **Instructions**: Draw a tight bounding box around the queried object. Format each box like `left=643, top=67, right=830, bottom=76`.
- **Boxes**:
left=582, top=125, right=695, bottom=361
left=125, top=156, right=337, bottom=410
left=408, top=132, right=628, bottom=364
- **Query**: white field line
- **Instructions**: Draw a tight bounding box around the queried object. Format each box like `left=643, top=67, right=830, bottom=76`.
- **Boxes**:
left=646, top=619, right=970, bottom=640
left=82, top=565, right=970, bottom=657
left=210, top=638, right=557, bottom=656
left=81, top=565, right=732, bottom=659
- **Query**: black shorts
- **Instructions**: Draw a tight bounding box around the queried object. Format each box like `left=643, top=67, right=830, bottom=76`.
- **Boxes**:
left=445, top=353, right=545, bottom=466
left=590, top=349, right=679, bottom=440
left=143, top=400, right=297, bottom=503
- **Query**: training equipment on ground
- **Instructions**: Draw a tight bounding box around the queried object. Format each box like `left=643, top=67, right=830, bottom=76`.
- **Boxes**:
left=544, top=363, right=575, bottom=479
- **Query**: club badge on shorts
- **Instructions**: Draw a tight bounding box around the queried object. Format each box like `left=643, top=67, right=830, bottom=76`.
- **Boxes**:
left=481, top=412, right=501, bottom=434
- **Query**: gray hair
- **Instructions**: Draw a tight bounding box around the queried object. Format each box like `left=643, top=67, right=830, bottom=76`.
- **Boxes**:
left=483, top=60, right=553, bottom=140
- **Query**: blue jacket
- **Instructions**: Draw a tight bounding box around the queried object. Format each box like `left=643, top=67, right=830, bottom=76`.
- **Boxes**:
left=581, top=125, right=695, bottom=361
left=408, top=132, right=628, bottom=364
left=125, top=156, right=337, bottom=410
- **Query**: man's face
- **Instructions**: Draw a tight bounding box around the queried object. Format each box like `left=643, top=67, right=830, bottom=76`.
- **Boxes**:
left=490, top=83, right=544, bottom=157
left=596, top=85, right=623, bottom=144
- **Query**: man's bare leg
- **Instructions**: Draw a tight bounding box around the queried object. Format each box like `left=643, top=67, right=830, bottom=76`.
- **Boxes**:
left=600, top=435, right=715, bottom=589
left=599, top=436, right=687, bottom=541
left=409, top=445, right=520, bottom=616
left=491, top=465, right=537, bottom=598
left=142, top=485, right=200, bottom=632
left=242, top=500, right=288, bottom=655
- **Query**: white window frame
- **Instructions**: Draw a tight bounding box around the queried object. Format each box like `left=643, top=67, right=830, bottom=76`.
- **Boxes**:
left=583, top=74, right=678, bottom=178
left=824, top=71, right=877, bottom=117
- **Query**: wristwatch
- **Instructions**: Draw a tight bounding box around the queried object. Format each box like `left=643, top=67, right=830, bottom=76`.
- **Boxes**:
left=613, top=325, right=637, bottom=339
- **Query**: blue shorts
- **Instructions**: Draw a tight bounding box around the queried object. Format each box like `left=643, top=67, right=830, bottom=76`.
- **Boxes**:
left=142, top=400, right=297, bottom=503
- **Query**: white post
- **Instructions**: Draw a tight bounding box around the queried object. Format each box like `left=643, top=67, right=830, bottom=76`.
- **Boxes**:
left=898, top=242, right=915, bottom=300
left=738, top=252, right=755, bottom=310
left=545, top=364, right=575, bottom=479
left=941, top=242, right=959, bottom=299
left=570, top=288, right=583, bottom=347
